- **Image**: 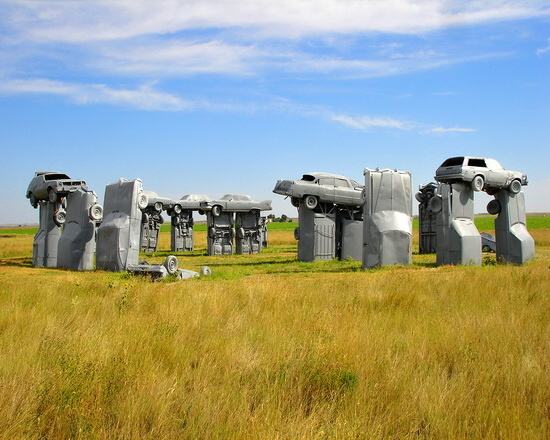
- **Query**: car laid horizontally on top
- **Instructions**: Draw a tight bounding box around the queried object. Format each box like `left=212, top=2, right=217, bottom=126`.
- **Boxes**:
left=273, top=172, right=364, bottom=209
left=200, top=194, right=272, bottom=216
left=435, top=156, right=527, bottom=194
left=26, top=171, right=87, bottom=207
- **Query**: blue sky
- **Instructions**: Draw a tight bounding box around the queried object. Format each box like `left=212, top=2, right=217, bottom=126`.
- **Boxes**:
left=1, top=0, right=549, bottom=223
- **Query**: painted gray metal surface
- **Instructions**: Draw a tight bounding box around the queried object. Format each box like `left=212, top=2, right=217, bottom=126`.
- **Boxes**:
left=273, top=172, right=363, bottom=209
left=297, top=206, right=336, bottom=262
left=259, top=216, right=268, bottom=248
left=416, top=182, right=438, bottom=254
left=206, top=212, right=234, bottom=255
left=492, top=190, right=535, bottom=264
left=96, top=179, right=147, bottom=271
left=434, top=183, right=481, bottom=266
left=139, top=192, right=169, bottom=253
left=32, top=201, right=62, bottom=267
left=362, top=169, right=412, bottom=268
left=171, top=211, right=194, bottom=252
left=201, top=194, right=272, bottom=215
left=235, top=211, right=262, bottom=254
left=481, top=233, right=496, bottom=253
left=57, top=188, right=102, bottom=270
left=340, top=219, right=363, bottom=261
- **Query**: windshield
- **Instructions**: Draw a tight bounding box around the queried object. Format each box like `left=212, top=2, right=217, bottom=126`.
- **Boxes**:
left=301, top=174, right=316, bottom=182
left=44, top=173, right=71, bottom=180
left=440, top=157, right=464, bottom=167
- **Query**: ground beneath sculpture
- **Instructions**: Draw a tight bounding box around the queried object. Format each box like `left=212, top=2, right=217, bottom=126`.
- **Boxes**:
left=0, top=216, right=549, bottom=438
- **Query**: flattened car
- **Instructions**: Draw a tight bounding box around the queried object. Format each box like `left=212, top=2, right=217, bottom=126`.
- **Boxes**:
left=273, top=172, right=363, bottom=209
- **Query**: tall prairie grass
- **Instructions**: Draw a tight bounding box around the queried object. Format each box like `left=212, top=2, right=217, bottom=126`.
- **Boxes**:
left=0, top=227, right=548, bottom=438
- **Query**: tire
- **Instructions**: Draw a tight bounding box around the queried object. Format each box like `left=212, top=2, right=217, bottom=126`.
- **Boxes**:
left=472, top=175, right=485, bottom=192
left=197, top=209, right=204, bottom=216
left=487, top=199, right=501, bottom=215
left=141, top=212, right=150, bottom=224
left=29, top=193, right=37, bottom=208
left=157, top=215, right=164, bottom=225
left=304, top=195, right=318, bottom=210
left=291, top=197, right=300, bottom=208
left=163, top=255, right=178, bottom=275
left=154, top=201, right=163, bottom=212
left=482, top=245, right=491, bottom=253
left=509, top=179, right=522, bottom=194
left=171, top=215, right=180, bottom=226
left=48, top=188, right=57, bottom=203
left=53, top=210, right=66, bottom=226
left=415, top=192, right=424, bottom=203
left=428, top=195, right=442, bottom=213
left=89, top=203, right=103, bottom=221
left=173, top=204, right=182, bottom=214
left=209, top=227, right=217, bottom=238
left=137, top=192, right=149, bottom=210
left=211, top=205, right=222, bottom=217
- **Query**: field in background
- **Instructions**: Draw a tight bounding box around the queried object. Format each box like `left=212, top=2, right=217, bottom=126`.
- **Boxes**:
left=0, top=216, right=548, bottom=438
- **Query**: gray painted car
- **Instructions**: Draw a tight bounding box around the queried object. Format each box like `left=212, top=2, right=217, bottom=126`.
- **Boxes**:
left=200, top=194, right=272, bottom=217
left=435, top=157, right=527, bottom=194
left=273, top=172, right=364, bottom=209
left=26, top=171, right=87, bottom=207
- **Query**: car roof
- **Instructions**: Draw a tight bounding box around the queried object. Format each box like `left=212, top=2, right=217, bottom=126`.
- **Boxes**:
left=220, top=194, right=252, bottom=201
left=303, top=172, right=350, bottom=180
left=34, top=171, right=67, bottom=176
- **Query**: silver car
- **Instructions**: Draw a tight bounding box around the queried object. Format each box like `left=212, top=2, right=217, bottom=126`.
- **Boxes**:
left=435, top=157, right=527, bottom=194
left=201, top=194, right=272, bottom=217
left=26, top=171, right=87, bottom=207
left=273, top=172, right=363, bottom=209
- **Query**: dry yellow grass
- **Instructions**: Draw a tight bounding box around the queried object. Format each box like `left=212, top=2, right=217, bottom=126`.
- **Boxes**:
left=0, top=229, right=548, bottom=439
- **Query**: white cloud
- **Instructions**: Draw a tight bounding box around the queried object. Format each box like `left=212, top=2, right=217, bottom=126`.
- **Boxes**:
left=330, top=114, right=413, bottom=130
left=536, top=38, right=550, bottom=55
left=0, top=79, right=189, bottom=111
left=428, top=126, right=476, bottom=133
left=3, top=1, right=549, bottom=42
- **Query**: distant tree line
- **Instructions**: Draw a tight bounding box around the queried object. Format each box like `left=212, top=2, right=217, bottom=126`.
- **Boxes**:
left=267, top=214, right=293, bottom=222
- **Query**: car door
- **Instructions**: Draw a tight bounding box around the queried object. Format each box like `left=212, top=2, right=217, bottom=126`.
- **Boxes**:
left=467, top=158, right=489, bottom=184
left=333, top=178, right=353, bottom=204
left=316, top=177, right=335, bottom=202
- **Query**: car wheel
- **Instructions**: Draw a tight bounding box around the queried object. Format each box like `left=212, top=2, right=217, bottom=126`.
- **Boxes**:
left=171, top=215, right=180, bottom=226
left=428, top=195, right=442, bottom=213
left=472, top=175, right=485, bottom=192
left=208, top=227, right=217, bottom=238
left=163, top=255, right=178, bottom=275
left=487, top=199, right=501, bottom=215
left=89, top=203, right=103, bottom=221
left=141, top=212, right=150, bottom=224
left=29, top=193, right=38, bottom=208
left=415, top=192, right=424, bottom=203
left=304, top=195, right=318, bottom=210
left=154, top=201, right=163, bottom=212
left=509, top=179, right=522, bottom=194
left=482, top=245, right=491, bottom=252
left=197, top=209, right=205, bottom=216
left=157, top=215, right=164, bottom=225
left=291, top=197, right=300, bottom=208
left=53, top=209, right=66, bottom=226
left=48, top=188, right=57, bottom=203
left=137, top=192, right=149, bottom=210
left=173, top=204, right=182, bottom=214
left=212, top=205, right=222, bottom=217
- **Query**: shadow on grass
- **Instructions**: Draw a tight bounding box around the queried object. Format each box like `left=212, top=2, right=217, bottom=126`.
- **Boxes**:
left=0, top=257, right=33, bottom=268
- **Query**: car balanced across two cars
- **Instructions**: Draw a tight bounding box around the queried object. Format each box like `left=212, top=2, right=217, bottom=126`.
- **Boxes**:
left=273, top=172, right=364, bottom=210
left=435, top=157, right=527, bottom=194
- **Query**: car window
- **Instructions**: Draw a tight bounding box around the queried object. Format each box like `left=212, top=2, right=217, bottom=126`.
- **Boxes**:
left=485, top=159, right=503, bottom=170
left=440, top=157, right=464, bottom=167
left=44, top=173, right=70, bottom=180
left=301, top=174, right=316, bottom=182
left=350, top=180, right=360, bottom=188
left=334, top=178, right=350, bottom=188
left=468, top=158, right=487, bottom=167
left=318, top=178, right=334, bottom=186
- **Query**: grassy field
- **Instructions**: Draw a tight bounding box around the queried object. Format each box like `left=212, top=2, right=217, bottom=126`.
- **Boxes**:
left=0, top=217, right=549, bottom=438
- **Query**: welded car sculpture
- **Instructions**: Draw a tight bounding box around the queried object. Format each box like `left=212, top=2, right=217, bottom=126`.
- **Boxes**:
left=273, top=172, right=363, bottom=210
left=200, top=194, right=271, bottom=217
left=435, top=157, right=527, bottom=194
left=26, top=171, right=87, bottom=207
